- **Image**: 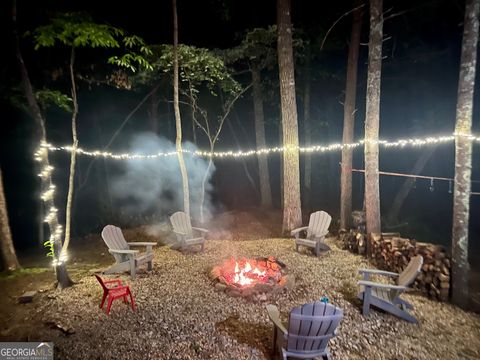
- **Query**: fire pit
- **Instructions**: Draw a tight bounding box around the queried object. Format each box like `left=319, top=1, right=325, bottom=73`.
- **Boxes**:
left=210, top=256, right=295, bottom=299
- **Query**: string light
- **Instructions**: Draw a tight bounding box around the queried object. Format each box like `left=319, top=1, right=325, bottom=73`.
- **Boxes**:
left=33, top=132, right=480, bottom=266
left=44, top=206, right=58, bottom=223
left=41, top=184, right=56, bottom=201
left=38, top=133, right=480, bottom=160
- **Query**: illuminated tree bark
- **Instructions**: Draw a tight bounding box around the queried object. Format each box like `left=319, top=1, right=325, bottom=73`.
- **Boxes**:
left=251, top=62, right=272, bottom=207
left=61, top=48, right=79, bottom=259
left=340, top=1, right=362, bottom=230
left=277, top=0, right=302, bottom=233
left=452, top=0, right=479, bottom=309
left=173, top=0, right=190, bottom=216
left=364, top=0, right=383, bottom=235
left=13, top=0, right=73, bottom=288
left=0, top=168, right=20, bottom=271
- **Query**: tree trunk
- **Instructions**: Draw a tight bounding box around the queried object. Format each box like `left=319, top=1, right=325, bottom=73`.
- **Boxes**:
left=452, top=0, right=479, bottom=309
left=61, top=47, right=79, bottom=257
left=13, top=0, right=72, bottom=287
left=277, top=0, right=302, bottom=233
left=251, top=63, right=272, bottom=208
left=173, top=0, right=190, bottom=216
left=387, top=146, right=436, bottom=224
left=302, top=50, right=312, bottom=212
left=0, top=168, right=20, bottom=271
left=189, top=87, right=198, bottom=145
left=340, top=0, right=363, bottom=230
left=199, top=147, right=213, bottom=223
left=229, top=113, right=258, bottom=194
left=148, top=87, right=159, bottom=134
left=364, top=0, right=383, bottom=235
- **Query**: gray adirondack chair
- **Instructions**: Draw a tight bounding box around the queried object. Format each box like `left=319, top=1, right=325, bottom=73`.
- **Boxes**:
left=101, top=225, right=157, bottom=280
left=169, top=211, right=208, bottom=252
left=291, top=211, right=332, bottom=256
left=357, top=255, right=423, bottom=323
left=267, top=301, right=343, bottom=360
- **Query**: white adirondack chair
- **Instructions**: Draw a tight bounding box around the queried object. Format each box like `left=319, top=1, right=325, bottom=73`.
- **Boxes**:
left=291, top=211, right=332, bottom=256
left=101, top=225, right=157, bottom=280
left=267, top=301, right=343, bottom=360
left=357, top=255, right=423, bottom=323
left=169, top=211, right=208, bottom=252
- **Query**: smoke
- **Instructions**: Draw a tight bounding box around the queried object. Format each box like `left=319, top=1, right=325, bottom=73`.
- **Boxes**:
left=110, top=132, right=216, bottom=224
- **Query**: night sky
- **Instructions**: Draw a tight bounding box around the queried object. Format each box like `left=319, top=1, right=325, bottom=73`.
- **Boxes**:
left=0, top=0, right=478, bottom=262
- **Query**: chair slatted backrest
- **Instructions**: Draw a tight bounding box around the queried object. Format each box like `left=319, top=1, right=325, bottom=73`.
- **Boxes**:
left=398, top=255, right=423, bottom=287
left=306, top=211, right=332, bottom=239
left=101, top=225, right=129, bottom=251
left=170, top=211, right=193, bottom=238
left=287, top=302, right=343, bottom=353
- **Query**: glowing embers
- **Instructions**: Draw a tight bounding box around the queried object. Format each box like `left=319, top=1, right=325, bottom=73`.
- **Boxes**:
left=210, top=257, right=294, bottom=299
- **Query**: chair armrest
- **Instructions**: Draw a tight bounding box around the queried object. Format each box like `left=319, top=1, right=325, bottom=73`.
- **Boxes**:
left=108, top=249, right=138, bottom=255
left=104, top=279, right=123, bottom=287
left=266, top=305, right=288, bottom=336
left=291, top=226, right=308, bottom=236
left=192, top=227, right=209, bottom=234
left=359, top=269, right=399, bottom=277
left=314, top=230, right=329, bottom=239
left=358, top=280, right=407, bottom=291
left=127, top=242, right=158, bottom=247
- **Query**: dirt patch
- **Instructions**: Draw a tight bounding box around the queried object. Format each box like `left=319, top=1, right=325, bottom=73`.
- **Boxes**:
left=216, top=314, right=271, bottom=358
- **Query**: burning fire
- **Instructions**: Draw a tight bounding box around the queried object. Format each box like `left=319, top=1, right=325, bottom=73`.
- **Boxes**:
left=220, top=257, right=282, bottom=287
left=233, top=261, right=267, bottom=286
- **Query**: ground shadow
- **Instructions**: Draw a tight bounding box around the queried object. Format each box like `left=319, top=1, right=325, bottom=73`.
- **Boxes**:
left=216, top=314, right=272, bottom=359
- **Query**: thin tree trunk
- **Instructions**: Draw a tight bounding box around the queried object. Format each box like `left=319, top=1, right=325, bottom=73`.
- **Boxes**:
left=199, top=146, right=213, bottom=223
left=340, top=1, right=362, bottom=230
left=303, top=49, right=312, bottom=212
left=364, top=0, right=383, bottom=235
left=13, top=0, right=72, bottom=287
left=189, top=87, right=198, bottom=145
left=173, top=0, right=190, bottom=216
left=277, top=0, right=302, bottom=233
left=251, top=63, right=272, bottom=207
left=61, top=47, right=79, bottom=257
left=148, top=87, right=159, bottom=134
left=196, top=86, right=250, bottom=223
left=452, top=0, right=479, bottom=309
left=0, top=168, right=20, bottom=271
left=228, top=114, right=258, bottom=194
left=387, top=146, right=436, bottom=224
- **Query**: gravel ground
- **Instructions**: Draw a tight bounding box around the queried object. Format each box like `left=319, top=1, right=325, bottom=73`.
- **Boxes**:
left=22, top=237, right=480, bottom=359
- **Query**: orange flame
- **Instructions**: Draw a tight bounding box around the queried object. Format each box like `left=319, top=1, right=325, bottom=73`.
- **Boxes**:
left=231, top=260, right=266, bottom=286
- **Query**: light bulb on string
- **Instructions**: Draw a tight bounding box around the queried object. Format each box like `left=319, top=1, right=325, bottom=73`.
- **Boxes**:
left=429, top=178, right=435, bottom=192
left=448, top=180, right=453, bottom=194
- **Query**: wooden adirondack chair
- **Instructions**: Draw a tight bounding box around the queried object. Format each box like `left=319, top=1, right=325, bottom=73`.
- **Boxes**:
left=170, top=211, right=208, bottom=252
left=291, top=211, right=332, bottom=256
left=357, top=255, right=423, bottom=323
left=101, top=225, right=157, bottom=280
left=267, top=301, right=343, bottom=360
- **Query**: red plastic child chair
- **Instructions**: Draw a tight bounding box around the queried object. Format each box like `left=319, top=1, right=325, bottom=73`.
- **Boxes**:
left=94, top=275, right=136, bottom=315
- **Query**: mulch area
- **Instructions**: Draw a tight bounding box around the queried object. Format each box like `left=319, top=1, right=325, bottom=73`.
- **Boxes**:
left=2, top=233, right=480, bottom=359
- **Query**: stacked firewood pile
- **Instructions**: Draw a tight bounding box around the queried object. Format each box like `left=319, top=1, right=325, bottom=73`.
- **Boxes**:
left=338, top=230, right=451, bottom=301
left=339, top=229, right=367, bottom=255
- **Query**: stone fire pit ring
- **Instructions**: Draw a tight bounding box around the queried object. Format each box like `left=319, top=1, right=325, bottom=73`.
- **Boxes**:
left=209, top=256, right=295, bottom=299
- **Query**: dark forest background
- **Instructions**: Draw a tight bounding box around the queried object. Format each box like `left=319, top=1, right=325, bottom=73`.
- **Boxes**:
left=0, top=0, right=478, bottom=263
